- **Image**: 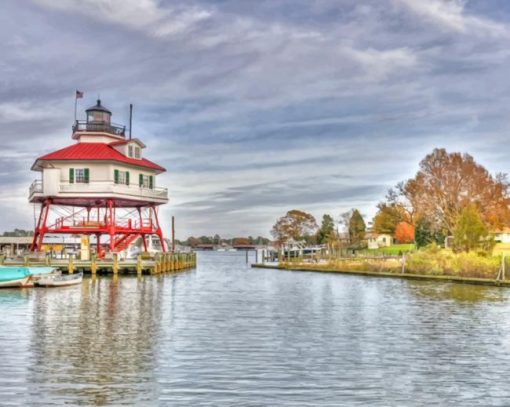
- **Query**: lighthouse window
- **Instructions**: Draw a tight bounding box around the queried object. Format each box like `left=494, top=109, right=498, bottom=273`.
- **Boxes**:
left=72, top=168, right=89, bottom=184
left=128, top=145, right=133, bottom=157
left=139, top=174, right=154, bottom=189
left=134, top=146, right=141, bottom=159
left=114, top=169, right=130, bottom=185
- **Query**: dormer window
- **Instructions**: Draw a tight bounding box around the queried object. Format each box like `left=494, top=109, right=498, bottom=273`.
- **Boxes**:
left=127, top=144, right=141, bottom=159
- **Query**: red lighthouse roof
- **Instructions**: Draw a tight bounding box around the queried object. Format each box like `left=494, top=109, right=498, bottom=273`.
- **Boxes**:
left=33, top=142, right=166, bottom=172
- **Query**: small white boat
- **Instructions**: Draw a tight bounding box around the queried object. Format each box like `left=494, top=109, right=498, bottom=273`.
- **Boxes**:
left=35, top=272, right=83, bottom=287
left=27, top=267, right=60, bottom=287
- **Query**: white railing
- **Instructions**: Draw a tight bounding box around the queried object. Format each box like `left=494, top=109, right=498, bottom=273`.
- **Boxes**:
left=29, top=180, right=168, bottom=201
left=29, top=180, right=43, bottom=197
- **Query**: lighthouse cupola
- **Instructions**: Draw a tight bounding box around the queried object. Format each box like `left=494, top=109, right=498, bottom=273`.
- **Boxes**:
left=86, top=99, right=112, bottom=125
left=73, top=99, right=125, bottom=140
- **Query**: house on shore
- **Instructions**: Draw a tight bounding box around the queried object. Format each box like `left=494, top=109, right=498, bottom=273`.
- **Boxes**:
left=366, top=233, right=394, bottom=249
left=493, top=228, right=510, bottom=243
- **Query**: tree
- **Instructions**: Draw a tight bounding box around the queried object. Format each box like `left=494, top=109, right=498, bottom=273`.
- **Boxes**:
left=395, top=222, right=415, bottom=243
left=372, top=203, right=408, bottom=235
left=453, top=205, right=488, bottom=252
left=186, top=237, right=201, bottom=248
left=2, top=229, right=33, bottom=237
left=233, top=237, right=250, bottom=246
left=317, top=214, right=335, bottom=244
left=415, top=218, right=433, bottom=248
left=348, top=209, right=366, bottom=247
left=398, top=148, right=510, bottom=235
left=271, top=210, right=318, bottom=246
left=414, top=217, right=446, bottom=248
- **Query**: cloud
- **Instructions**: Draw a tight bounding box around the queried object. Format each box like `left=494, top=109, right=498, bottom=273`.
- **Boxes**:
left=33, top=0, right=212, bottom=38
left=1, top=0, right=510, bottom=238
left=396, top=0, right=508, bottom=37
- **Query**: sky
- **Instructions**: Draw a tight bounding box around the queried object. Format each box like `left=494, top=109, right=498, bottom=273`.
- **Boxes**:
left=2, top=0, right=510, bottom=239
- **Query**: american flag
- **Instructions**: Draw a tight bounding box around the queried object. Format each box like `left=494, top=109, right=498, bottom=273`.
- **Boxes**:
left=75, top=90, right=84, bottom=99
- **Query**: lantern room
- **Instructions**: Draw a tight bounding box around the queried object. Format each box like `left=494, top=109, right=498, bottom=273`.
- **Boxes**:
left=86, top=99, right=112, bottom=124
left=72, top=99, right=125, bottom=139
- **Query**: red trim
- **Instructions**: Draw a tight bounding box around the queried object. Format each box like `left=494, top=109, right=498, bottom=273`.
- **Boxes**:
left=31, top=203, right=167, bottom=256
left=34, top=142, right=165, bottom=172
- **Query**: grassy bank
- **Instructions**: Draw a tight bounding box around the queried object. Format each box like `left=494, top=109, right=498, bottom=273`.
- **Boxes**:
left=361, top=243, right=416, bottom=256
left=275, top=245, right=505, bottom=281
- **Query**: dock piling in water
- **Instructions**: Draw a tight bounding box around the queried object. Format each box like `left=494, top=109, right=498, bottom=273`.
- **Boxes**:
left=68, top=256, right=74, bottom=274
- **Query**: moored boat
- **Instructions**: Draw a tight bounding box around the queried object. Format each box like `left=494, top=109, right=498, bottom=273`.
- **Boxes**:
left=35, top=272, right=83, bottom=287
left=0, top=266, right=59, bottom=288
left=0, top=267, right=31, bottom=288
left=26, top=267, right=60, bottom=287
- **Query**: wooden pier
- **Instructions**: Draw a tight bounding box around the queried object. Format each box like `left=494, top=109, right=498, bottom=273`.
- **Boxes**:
left=0, top=252, right=197, bottom=277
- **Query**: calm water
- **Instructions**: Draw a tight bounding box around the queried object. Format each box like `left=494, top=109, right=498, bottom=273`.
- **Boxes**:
left=2, top=252, right=510, bottom=406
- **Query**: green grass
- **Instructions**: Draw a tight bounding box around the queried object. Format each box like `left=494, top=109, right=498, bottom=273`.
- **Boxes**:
left=365, top=244, right=416, bottom=256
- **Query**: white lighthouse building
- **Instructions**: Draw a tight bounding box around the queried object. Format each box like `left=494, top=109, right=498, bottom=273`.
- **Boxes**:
left=29, top=99, right=169, bottom=257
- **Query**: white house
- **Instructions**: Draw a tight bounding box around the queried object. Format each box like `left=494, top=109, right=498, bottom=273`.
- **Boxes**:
left=367, top=233, right=394, bottom=249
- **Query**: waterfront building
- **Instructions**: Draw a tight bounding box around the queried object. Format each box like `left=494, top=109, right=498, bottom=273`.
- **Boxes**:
left=366, top=232, right=394, bottom=249
left=29, top=99, right=169, bottom=257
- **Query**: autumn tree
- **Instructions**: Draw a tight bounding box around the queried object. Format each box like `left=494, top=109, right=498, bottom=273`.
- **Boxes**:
left=348, top=209, right=366, bottom=247
left=186, top=237, right=201, bottom=248
left=271, top=210, right=318, bottom=246
left=372, top=202, right=409, bottom=235
left=317, top=214, right=336, bottom=244
left=453, top=205, right=488, bottom=252
left=395, top=222, right=415, bottom=243
left=233, top=237, right=251, bottom=246
left=387, top=148, right=510, bottom=235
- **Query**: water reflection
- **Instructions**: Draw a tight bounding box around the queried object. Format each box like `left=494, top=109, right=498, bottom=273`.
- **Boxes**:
left=2, top=253, right=510, bottom=405
left=26, top=277, right=167, bottom=405
left=409, top=281, right=507, bottom=303
left=0, top=288, right=30, bottom=305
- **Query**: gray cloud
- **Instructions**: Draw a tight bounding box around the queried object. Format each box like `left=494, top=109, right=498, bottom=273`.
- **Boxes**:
left=1, top=0, right=510, bottom=238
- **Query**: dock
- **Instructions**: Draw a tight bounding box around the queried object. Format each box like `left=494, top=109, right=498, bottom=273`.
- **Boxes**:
left=0, top=252, right=197, bottom=276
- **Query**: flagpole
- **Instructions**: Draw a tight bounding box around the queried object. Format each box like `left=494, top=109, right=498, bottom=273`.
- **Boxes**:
left=74, top=92, right=78, bottom=122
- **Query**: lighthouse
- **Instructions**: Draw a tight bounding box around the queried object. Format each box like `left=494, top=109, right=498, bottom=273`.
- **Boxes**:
left=29, top=99, right=168, bottom=257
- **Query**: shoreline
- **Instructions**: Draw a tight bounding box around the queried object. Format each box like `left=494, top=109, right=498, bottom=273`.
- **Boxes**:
left=251, top=263, right=510, bottom=287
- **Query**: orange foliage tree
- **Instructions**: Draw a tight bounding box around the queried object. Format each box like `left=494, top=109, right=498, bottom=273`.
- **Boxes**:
left=389, top=148, right=510, bottom=235
left=395, top=222, right=415, bottom=243
left=271, top=210, right=318, bottom=246
left=233, top=237, right=250, bottom=246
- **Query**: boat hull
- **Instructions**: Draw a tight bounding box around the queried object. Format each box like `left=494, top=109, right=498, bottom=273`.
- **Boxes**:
left=35, top=272, right=83, bottom=287
left=0, top=266, right=58, bottom=288
left=0, top=276, right=32, bottom=288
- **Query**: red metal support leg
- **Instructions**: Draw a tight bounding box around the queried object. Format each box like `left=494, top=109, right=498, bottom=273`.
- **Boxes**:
left=152, top=206, right=166, bottom=252
left=31, top=202, right=46, bottom=251
left=33, top=199, right=51, bottom=252
left=108, top=199, right=115, bottom=252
